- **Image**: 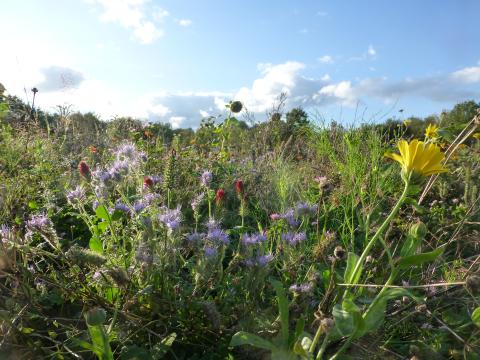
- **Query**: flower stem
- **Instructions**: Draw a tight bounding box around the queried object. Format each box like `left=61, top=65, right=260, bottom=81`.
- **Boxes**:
left=344, top=181, right=410, bottom=290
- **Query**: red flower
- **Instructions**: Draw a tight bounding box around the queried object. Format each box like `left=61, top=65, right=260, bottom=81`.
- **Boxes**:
left=215, top=188, right=225, bottom=203
left=234, top=180, right=244, bottom=195
left=144, top=176, right=154, bottom=188
left=78, top=161, right=91, bottom=180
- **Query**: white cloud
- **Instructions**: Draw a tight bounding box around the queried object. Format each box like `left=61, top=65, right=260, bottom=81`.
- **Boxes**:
left=176, top=19, right=192, bottom=27
left=349, top=44, right=377, bottom=61
left=153, top=7, right=169, bottom=21
left=318, top=55, right=333, bottom=64
left=34, top=66, right=85, bottom=92
left=450, top=66, right=480, bottom=84
left=87, top=0, right=165, bottom=44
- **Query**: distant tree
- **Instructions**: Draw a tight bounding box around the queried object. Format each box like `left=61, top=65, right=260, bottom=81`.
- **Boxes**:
left=286, top=107, right=309, bottom=131
left=441, top=100, right=479, bottom=130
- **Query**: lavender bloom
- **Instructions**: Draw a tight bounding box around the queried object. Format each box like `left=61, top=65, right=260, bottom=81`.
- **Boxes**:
left=242, top=232, right=267, bottom=245
left=115, top=142, right=137, bottom=160
left=114, top=202, right=130, bottom=214
left=204, top=246, right=217, bottom=257
left=295, top=202, right=317, bottom=217
left=207, top=227, right=229, bottom=245
left=205, top=218, right=219, bottom=231
left=289, top=283, right=313, bottom=294
left=67, top=186, right=86, bottom=205
left=244, top=259, right=255, bottom=267
left=26, top=214, right=53, bottom=233
left=257, top=253, right=274, bottom=266
left=133, top=201, right=146, bottom=214
left=109, top=160, right=130, bottom=179
left=92, top=169, right=112, bottom=183
left=158, top=206, right=182, bottom=230
left=191, top=193, right=205, bottom=212
left=186, top=232, right=205, bottom=242
left=0, top=225, right=13, bottom=243
left=143, top=193, right=161, bottom=205
left=281, top=209, right=299, bottom=227
left=283, top=232, right=306, bottom=246
left=200, top=171, right=213, bottom=187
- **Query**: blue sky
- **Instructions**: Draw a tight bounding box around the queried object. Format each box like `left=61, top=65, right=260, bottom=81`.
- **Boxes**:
left=1, top=0, right=479, bottom=128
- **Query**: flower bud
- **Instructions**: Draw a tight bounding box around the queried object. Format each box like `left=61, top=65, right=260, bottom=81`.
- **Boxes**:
left=333, top=246, right=345, bottom=260
left=78, top=161, right=91, bottom=181
left=234, top=180, right=244, bottom=195
left=409, top=221, right=427, bottom=239
left=466, top=275, right=480, bottom=295
left=230, top=101, right=243, bottom=113
left=85, top=307, right=107, bottom=326
left=215, top=188, right=225, bottom=204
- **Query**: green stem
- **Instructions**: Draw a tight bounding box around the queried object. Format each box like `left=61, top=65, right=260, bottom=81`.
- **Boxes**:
left=344, top=181, right=410, bottom=290
left=316, top=332, right=330, bottom=359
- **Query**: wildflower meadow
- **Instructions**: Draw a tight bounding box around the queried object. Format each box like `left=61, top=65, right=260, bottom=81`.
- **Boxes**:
left=1, top=86, right=480, bottom=360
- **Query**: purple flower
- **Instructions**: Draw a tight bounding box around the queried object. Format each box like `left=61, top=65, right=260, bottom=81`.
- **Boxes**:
left=281, top=209, right=299, bottom=227
left=143, top=193, right=161, bottom=205
left=295, top=202, right=317, bottom=217
left=204, top=246, right=217, bottom=257
left=283, top=232, right=306, bottom=246
left=158, top=206, right=182, bottom=230
left=200, top=171, right=213, bottom=187
left=67, top=186, right=86, bottom=204
left=133, top=201, right=146, bottom=214
left=0, top=224, right=13, bottom=243
left=242, top=232, right=267, bottom=245
left=270, top=213, right=282, bottom=221
left=191, top=193, right=205, bottom=212
left=186, top=232, right=205, bottom=242
left=114, top=202, right=130, bottom=214
left=314, top=176, right=328, bottom=188
left=92, top=169, right=112, bottom=183
left=257, top=253, right=273, bottom=266
left=207, top=227, right=229, bottom=245
left=244, top=259, right=255, bottom=267
left=289, top=283, right=312, bottom=294
left=149, top=175, right=163, bottom=184
left=26, top=214, right=53, bottom=233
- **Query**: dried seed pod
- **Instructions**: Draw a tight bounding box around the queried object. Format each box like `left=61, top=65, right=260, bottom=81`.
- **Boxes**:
left=333, top=246, right=345, bottom=260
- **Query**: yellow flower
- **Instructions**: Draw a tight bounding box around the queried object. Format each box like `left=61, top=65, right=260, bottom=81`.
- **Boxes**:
left=424, top=123, right=439, bottom=139
left=385, top=139, right=448, bottom=181
left=403, top=120, right=411, bottom=127
left=473, top=132, right=480, bottom=140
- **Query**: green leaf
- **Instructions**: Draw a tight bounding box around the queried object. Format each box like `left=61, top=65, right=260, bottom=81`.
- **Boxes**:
left=120, top=345, right=152, bottom=360
left=95, top=205, right=110, bottom=220
left=293, top=317, right=305, bottom=344
left=28, top=201, right=39, bottom=210
left=271, top=279, right=290, bottom=347
left=89, top=234, right=103, bottom=253
left=397, top=247, right=444, bottom=269
left=230, top=331, right=277, bottom=351
left=400, top=233, right=422, bottom=258
left=97, top=221, right=109, bottom=233
left=344, top=252, right=362, bottom=284
left=332, top=299, right=364, bottom=337
left=363, top=288, right=418, bottom=335
left=472, top=307, right=480, bottom=328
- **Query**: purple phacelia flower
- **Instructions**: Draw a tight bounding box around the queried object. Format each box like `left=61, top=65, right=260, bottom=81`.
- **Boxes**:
left=26, top=214, right=53, bottom=232
left=207, top=227, right=229, bottom=245
left=114, top=202, right=130, bottom=214
left=295, top=202, right=318, bottom=217
left=283, top=232, right=306, bottom=246
left=158, top=206, right=182, bottom=230
left=289, top=283, right=312, bottom=294
left=133, top=201, right=146, bottom=214
left=0, top=224, right=13, bottom=243
left=242, top=232, right=267, bottom=245
left=191, top=193, right=205, bottom=212
left=200, top=171, right=213, bottom=187
left=204, top=246, right=217, bottom=257
left=281, top=209, right=299, bottom=227
left=186, top=232, right=205, bottom=242
left=143, top=193, right=161, bottom=205
left=257, top=253, right=274, bottom=266
left=67, top=186, right=86, bottom=204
